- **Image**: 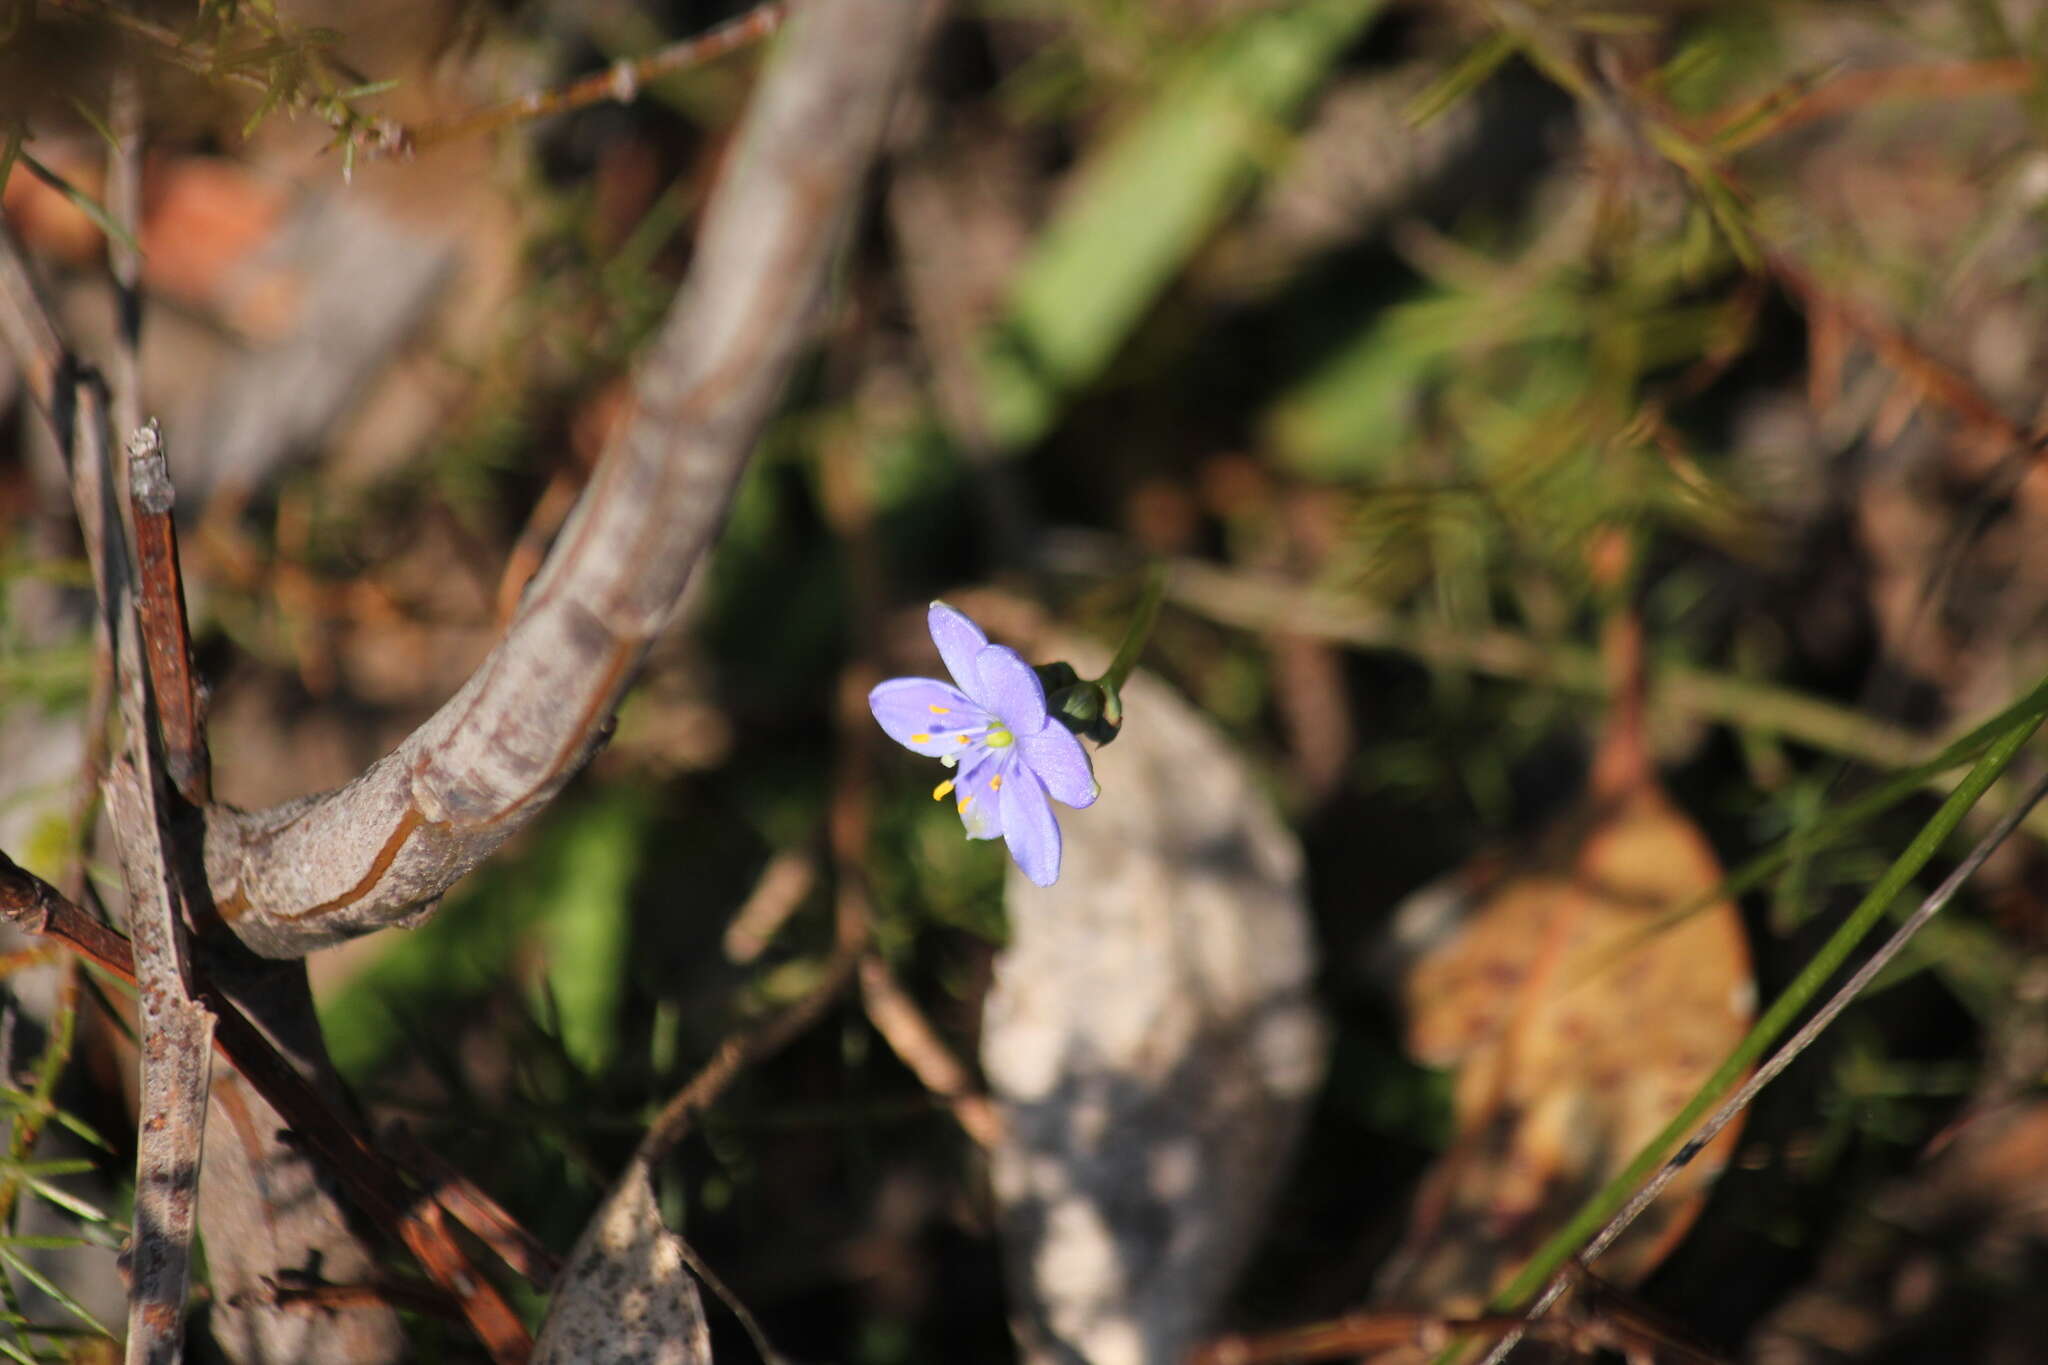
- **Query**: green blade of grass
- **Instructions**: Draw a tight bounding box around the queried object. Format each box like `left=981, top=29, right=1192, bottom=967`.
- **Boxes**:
left=1434, top=672, right=2048, bottom=1364
left=0, top=1244, right=112, bottom=1338
left=974, top=0, right=1386, bottom=452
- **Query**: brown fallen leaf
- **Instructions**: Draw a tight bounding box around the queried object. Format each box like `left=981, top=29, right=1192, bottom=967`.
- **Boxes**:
left=1377, top=610, right=1755, bottom=1321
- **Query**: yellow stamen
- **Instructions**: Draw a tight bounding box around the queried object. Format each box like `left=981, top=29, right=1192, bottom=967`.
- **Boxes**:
left=928, top=704, right=950, bottom=714
left=958, top=795, right=973, bottom=811
left=958, top=734, right=971, bottom=744
left=909, top=732, right=931, bottom=744
left=990, top=774, right=1003, bottom=791
left=932, top=779, right=955, bottom=801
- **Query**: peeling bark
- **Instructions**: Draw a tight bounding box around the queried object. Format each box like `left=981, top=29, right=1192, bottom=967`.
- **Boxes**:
left=203, top=0, right=927, bottom=958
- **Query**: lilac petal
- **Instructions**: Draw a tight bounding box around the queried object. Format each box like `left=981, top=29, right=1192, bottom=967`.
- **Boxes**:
left=1017, top=723, right=1098, bottom=809
left=952, top=751, right=1003, bottom=841
left=928, top=603, right=990, bottom=698
left=996, top=762, right=1062, bottom=886
left=976, top=645, right=1049, bottom=733
left=870, top=677, right=987, bottom=758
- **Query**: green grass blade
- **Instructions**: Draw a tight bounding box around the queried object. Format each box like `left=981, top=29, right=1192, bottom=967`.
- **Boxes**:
left=1434, top=674, right=2048, bottom=1363
left=0, top=1244, right=113, bottom=1338
left=974, top=0, right=1387, bottom=452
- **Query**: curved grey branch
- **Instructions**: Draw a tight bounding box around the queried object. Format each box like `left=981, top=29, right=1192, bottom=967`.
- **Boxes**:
left=203, top=0, right=925, bottom=957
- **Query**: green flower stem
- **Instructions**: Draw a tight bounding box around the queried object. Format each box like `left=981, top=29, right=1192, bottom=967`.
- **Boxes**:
left=1094, top=561, right=1170, bottom=697
left=1435, top=672, right=2048, bottom=1365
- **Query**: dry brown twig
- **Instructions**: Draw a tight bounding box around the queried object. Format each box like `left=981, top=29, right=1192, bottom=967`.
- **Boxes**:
left=1699, top=59, right=2040, bottom=153
left=0, top=850, right=541, bottom=1356
left=195, top=0, right=915, bottom=958
left=106, top=429, right=218, bottom=1365
left=14, top=107, right=217, bottom=1354
left=2, top=0, right=923, bottom=1356
left=401, top=2, right=791, bottom=156
left=0, top=130, right=521, bottom=1365
left=859, top=953, right=1005, bottom=1149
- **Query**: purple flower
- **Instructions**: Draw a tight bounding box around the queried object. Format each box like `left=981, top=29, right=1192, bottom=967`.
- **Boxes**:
left=869, top=603, right=1100, bottom=886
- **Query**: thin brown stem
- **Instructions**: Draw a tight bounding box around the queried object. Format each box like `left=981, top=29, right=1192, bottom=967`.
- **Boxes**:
left=0, top=851, right=535, bottom=1360
left=859, top=954, right=1004, bottom=1149
left=402, top=3, right=790, bottom=155
left=196, top=0, right=922, bottom=957
left=125, top=423, right=212, bottom=806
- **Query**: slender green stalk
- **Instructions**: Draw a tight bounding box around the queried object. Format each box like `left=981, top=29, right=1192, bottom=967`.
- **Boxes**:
left=1435, top=675, right=2048, bottom=1365
left=1095, top=561, right=1169, bottom=697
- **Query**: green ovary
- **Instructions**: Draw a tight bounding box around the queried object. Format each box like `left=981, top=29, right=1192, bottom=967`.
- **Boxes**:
left=984, top=725, right=1014, bottom=748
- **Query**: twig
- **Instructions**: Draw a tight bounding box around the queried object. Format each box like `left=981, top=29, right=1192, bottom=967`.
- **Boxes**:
left=0, top=213, right=68, bottom=420
left=1479, top=761, right=2048, bottom=1365
left=1701, top=59, right=2039, bottom=153
left=41, top=0, right=397, bottom=157
left=63, top=625, right=116, bottom=902
left=637, top=865, right=867, bottom=1171
left=1766, top=251, right=2035, bottom=462
left=23, top=164, right=213, bottom=1354
left=107, top=766, right=214, bottom=1365
left=493, top=464, right=583, bottom=628
left=0, top=851, right=535, bottom=1360
left=401, top=3, right=790, bottom=155
left=1192, top=1311, right=1537, bottom=1364
left=723, top=847, right=818, bottom=963
left=0, top=852, right=142, bottom=980
left=107, top=421, right=216, bottom=1365
left=199, top=0, right=924, bottom=957
left=107, top=72, right=143, bottom=441
left=125, top=423, right=211, bottom=806
left=199, top=1001, right=531, bottom=1359
left=858, top=954, right=1004, bottom=1148
left=382, top=1126, right=564, bottom=1290
left=1197, top=1290, right=1732, bottom=1365
left=638, top=665, right=882, bottom=1167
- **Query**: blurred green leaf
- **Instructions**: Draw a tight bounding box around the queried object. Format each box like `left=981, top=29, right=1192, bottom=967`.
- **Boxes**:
left=975, top=0, right=1387, bottom=450
left=319, top=786, right=653, bottom=1077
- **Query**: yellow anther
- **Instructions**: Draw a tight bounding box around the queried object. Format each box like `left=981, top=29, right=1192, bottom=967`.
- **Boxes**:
left=932, top=779, right=955, bottom=802
left=909, top=732, right=931, bottom=744
left=958, top=734, right=971, bottom=744
left=990, top=774, right=1003, bottom=791
left=958, top=795, right=973, bottom=811
left=928, top=704, right=951, bottom=714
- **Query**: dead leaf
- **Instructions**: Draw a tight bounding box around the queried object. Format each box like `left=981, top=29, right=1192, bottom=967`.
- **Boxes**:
left=1377, top=778, right=1755, bottom=1316
left=533, top=1163, right=713, bottom=1365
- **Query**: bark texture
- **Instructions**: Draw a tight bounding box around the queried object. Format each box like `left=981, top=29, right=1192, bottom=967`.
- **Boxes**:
left=203, top=0, right=925, bottom=957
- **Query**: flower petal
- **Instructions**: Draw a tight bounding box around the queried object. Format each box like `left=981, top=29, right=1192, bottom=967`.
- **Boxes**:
left=952, top=751, right=1003, bottom=840
left=996, top=762, right=1062, bottom=886
left=928, top=602, right=990, bottom=698
left=869, top=677, right=987, bottom=757
left=976, top=644, right=1049, bottom=733
left=1017, top=724, right=1098, bottom=809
